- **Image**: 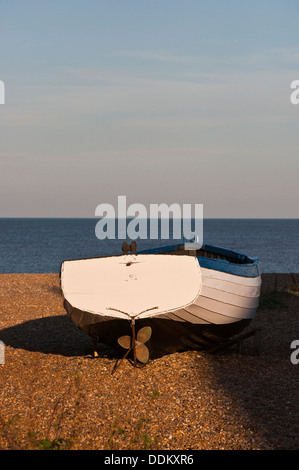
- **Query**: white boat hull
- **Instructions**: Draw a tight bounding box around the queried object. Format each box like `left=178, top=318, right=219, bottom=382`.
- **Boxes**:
left=164, top=267, right=261, bottom=325
left=60, top=245, right=261, bottom=359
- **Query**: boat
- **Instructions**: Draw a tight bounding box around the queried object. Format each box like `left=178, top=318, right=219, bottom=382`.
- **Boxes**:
left=60, top=242, right=261, bottom=364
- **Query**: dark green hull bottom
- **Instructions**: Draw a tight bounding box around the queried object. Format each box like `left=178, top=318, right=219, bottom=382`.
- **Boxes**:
left=77, top=316, right=252, bottom=360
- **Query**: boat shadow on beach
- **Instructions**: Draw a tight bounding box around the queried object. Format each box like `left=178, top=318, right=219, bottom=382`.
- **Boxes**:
left=0, top=314, right=232, bottom=362
left=0, top=315, right=121, bottom=359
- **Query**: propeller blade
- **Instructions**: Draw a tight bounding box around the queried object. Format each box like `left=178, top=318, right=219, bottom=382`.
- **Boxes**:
left=136, top=343, right=150, bottom=363
left=137, top=326, right=152, bottom=344
left=117, top=335, right=131, bottom=349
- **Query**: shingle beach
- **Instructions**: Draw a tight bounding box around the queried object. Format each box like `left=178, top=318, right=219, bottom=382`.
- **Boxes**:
left=0, top=273, right=298, bottom=450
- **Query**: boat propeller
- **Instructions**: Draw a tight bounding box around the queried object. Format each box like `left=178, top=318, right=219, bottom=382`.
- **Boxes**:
left=118, top=326, right=152, bottom=364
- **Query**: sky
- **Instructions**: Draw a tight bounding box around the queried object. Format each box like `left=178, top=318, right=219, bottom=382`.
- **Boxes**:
left=0, top=0, right=299, bottom=218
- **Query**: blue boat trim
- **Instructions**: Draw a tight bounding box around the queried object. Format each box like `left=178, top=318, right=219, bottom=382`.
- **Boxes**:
left=196, top=256, right=260, bottom=278
left=137, top=243, right=261, bottom=278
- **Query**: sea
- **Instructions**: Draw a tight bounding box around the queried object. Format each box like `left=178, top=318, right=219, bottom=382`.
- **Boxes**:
left=0, top=218, right=298, bottom=274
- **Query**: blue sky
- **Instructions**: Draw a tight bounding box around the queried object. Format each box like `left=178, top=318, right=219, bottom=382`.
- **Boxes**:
left=0, top=0, right=299, bottom=217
